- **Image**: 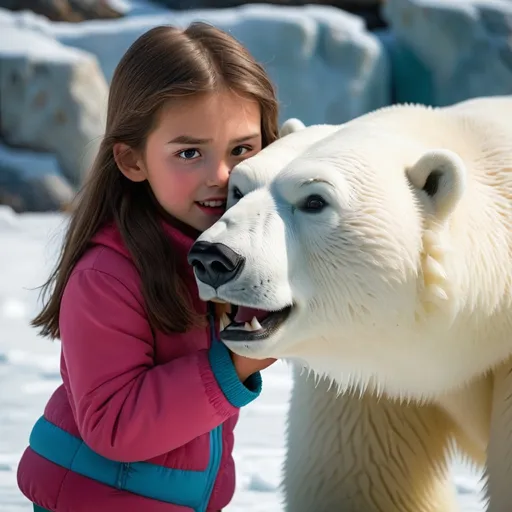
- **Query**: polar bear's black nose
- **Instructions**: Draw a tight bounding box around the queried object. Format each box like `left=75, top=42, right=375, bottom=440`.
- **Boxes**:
left=188, top=241, right=245, bottom=288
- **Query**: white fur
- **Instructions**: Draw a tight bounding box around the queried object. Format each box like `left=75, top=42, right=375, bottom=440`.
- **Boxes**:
left=194, top=98, right=512, bottom=511
left=279, top=117, right=306, bottom=137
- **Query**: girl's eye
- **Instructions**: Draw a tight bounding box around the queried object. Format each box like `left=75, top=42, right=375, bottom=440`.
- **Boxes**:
left=178, top=149, right=201, bottom=160
left=232, top=145, right=251, bottom=157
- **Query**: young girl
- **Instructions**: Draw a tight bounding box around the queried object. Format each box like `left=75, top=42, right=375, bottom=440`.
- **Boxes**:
left=17, top=23, right=279, bottom=512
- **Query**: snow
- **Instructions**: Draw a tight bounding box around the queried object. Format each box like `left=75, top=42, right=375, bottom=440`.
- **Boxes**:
left=0, top=211, right=486, bottom=510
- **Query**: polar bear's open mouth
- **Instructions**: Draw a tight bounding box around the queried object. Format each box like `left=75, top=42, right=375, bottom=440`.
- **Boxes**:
left=218, top=304, right=293, bottom=342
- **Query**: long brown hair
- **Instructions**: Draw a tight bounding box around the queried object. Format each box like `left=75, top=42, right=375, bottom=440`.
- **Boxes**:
left=33, top=23, right=279, bottom=339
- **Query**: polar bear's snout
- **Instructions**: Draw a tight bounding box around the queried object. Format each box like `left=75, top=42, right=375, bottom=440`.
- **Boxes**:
left=188, top=241, right=245, bottom=289
left=188, top=220, right=295, bottom=355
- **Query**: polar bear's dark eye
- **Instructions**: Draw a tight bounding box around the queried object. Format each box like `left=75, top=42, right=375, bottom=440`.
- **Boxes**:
left=232, top=186, right=243, bottom=200
left=300, top=194, right=327, bottom=213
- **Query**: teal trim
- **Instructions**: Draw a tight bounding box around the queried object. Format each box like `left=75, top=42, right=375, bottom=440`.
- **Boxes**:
left=206, top=303, right=262, bottom=409
left=200, top=423, right=223, bottom=512
left=33, top=506, right=50, bottom=512
left=29, top=417, right=223, bottom=511
left=208, top=340, right=262, bottom=408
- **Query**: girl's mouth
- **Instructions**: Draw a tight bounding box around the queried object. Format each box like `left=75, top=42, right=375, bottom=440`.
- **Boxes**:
left=196, top=199, right=226, bottom=216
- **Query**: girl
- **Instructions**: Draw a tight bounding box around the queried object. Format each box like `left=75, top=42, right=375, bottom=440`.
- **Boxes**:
left=17, top=23, right=279, bottom=512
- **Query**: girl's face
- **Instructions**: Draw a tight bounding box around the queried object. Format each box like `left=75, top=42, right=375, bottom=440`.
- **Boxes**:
left=123, top=90, right=262, bottom=232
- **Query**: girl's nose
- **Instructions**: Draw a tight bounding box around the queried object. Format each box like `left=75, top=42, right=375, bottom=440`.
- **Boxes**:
left=207, top=161, right=230, bottom=187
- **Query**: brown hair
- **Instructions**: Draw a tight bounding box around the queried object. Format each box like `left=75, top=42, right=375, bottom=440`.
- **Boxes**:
left=32, top=22, right=279, bottom=339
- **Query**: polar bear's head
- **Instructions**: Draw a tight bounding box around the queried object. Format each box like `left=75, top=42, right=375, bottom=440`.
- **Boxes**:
left=188, top=112, right=467, bottom=396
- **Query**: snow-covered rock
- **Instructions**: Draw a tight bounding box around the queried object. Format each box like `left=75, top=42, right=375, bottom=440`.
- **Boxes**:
left=0, top=0, right=123, bottom=22
left=48, top=4, right=390, bottom=125
left=0, top=22, right=108, bottom=187
left=0, top=143, right=74, bottom=213
left=382, top=0, right=512, bottom=105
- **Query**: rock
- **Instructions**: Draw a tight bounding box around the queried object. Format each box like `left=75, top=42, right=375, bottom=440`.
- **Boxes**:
left=0, top=0, right=123, bottom=22
left=0, top=22, right=108, bottom=187
left=67, top=0, right=124, bottom=20
left=150, top=0, right=386, bottom=30
left=375, top=28, right=434, bottom=106
left=382, top=0, right=512, bottom=106
left=308, top=0, right=385, bottom=29
left=48, top=4, right=390, bottom=125
left=0, top=142, right=75, bottom=213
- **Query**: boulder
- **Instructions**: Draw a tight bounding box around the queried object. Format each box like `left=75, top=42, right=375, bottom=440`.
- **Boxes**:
left=149, top=0, right=386, bottom=30
left=0, top=143, right=74, bottom=213
left=0, top=0, right=123, bottom=22
left=375, top=28, right=434, bottom=106
left=382, top=0, right=512, bottom=106
left=0, top=22, right=108, bottom=187
left=49, top=4, right=390, bottom=125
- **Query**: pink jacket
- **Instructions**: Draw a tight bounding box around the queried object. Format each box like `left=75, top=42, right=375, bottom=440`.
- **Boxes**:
left=17, top=220, right=261, bottom=512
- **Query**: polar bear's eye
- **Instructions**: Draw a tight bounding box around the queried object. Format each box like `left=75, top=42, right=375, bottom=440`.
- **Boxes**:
left=232, top=186, right=243, bottom=201
left=300, top=194, right=327, bottom=213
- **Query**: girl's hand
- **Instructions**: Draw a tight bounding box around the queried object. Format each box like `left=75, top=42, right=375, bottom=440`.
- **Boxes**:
left=214, top=301, right=232, bottom=317
left=230, top=352, right=276, bottom=383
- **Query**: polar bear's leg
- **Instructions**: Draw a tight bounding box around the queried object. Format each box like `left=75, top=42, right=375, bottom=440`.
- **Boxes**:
left=282, top=367, right=458, bottom=512
left=485, top=358, right=512, bottom=512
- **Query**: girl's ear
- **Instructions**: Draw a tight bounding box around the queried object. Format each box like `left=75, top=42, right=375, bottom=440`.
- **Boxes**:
left=113, top=143, right=147, bottom=182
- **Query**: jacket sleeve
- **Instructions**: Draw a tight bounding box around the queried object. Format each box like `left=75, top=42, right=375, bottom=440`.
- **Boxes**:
left=59, top=268, right=262, bottom=462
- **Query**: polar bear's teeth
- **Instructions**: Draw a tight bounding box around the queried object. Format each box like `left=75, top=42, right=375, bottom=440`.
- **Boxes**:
left=250, top=317, right=262, bottom=331
left=240, top=317, right=263, bottom=332
left=219, top=313, right=231, bottom=331
left=224, top=317, right=263, bottom=331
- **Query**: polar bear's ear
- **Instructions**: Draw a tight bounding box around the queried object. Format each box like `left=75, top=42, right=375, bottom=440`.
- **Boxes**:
left=406, top=149, right=466, bottom=222
left=279, top=118, right=306, bottom=138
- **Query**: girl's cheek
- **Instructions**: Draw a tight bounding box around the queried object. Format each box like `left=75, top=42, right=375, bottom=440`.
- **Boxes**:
left=170, top=171, right=200, bottom=198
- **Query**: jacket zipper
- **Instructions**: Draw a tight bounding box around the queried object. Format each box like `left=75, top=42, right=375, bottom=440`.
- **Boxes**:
left=199, top=302, right=222, bottom=512
left=200, top=426, right=222, bottom=512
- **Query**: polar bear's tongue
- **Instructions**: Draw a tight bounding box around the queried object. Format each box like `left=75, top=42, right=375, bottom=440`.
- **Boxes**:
left=234, top=307, right=270, bottom=323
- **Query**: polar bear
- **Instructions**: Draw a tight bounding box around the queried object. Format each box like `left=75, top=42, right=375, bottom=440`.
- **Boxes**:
left=188, top=96, right=512, bottom=512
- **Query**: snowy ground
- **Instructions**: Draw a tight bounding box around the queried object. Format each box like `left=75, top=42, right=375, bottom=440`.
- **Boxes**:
left=0, top=210, right=485, bottom=511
